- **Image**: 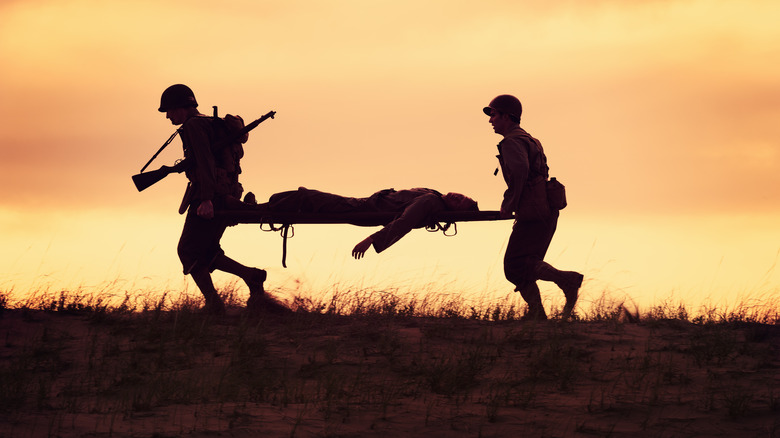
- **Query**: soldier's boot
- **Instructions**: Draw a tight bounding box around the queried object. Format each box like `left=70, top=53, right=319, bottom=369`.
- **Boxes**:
left=517, top=282, right=548, bottom=321
left=210, top=254, right=291, bottom=315
left=243, top=268, right=292, bottom=315
left=244, top=268, right=268, bottom=311
left=190, top=269, right=226, bottom=315
left=534, top=261, right=583, bottom=319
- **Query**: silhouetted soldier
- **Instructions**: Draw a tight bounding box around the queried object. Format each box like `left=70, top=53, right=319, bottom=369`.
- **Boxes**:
left=157, top=84, right=287, bottom=315
left=484, top=94, right=583, bottom=320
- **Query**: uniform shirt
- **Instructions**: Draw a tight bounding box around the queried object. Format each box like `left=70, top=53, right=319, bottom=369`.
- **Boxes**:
left=496, top=127, right=548, bottom=214
left=265, top=187, right=448, bottom=254
left=180, top=115, right=243, bottom=203
left=180, top=115, right=219, bottom=203
left=367, top=188, right=447, bottom=253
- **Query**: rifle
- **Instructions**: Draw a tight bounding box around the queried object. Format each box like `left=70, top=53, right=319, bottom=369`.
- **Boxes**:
left=132, top=110, right=277, bottom=192
left=132, top=159, right=189, bottom=192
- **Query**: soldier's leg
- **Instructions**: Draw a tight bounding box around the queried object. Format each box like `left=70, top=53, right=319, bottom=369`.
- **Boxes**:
left=516, top=282, right=547, bottom=320
left=212, top=254, right=290, bottom=314
left=264, top=187, right=357, bottom=213
left=189, top=268, right=226, bottom=315
left=211, top=254, right=266, bottom=298
left=178, top=209, right=228, bottom=314
left=504, top=225, right=547, bottom=319
left=522, top=211, right=583, bottom=319
left=534, top=261, right=583, bottom=319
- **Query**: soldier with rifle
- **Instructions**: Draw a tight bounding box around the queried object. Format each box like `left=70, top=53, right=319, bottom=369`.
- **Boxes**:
left=144, top=84, right=288, bottom=315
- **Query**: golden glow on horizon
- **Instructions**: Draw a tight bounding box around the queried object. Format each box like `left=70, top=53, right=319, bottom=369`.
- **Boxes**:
left=1, top=0, right=778, bottom=309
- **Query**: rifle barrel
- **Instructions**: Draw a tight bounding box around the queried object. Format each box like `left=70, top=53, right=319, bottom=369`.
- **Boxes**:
left=233, top=111, right=276, bottom=142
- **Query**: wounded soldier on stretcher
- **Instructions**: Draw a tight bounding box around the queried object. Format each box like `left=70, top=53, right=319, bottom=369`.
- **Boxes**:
left=250, top=187, right=478, bottom=259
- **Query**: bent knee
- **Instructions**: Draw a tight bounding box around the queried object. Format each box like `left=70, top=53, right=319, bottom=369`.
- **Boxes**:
left=504, top=257, right=536, bottom=289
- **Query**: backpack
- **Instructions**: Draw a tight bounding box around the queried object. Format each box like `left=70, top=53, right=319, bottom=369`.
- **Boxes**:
left=207, top=112, right=248, bottom=198
left=211, top=113, right=247, bottom=176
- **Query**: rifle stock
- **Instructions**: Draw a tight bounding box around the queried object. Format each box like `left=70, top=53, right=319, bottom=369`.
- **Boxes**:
left=132, top=161, right=187, bottom=192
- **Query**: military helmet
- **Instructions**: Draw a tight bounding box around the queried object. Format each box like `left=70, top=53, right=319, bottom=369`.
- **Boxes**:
left=482, top=94, right=522, bottom=122
left=158, top=84, right=198, bottom=112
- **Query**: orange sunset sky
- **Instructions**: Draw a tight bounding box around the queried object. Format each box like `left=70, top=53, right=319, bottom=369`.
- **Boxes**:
left=1, top=0, right=778, bottom=312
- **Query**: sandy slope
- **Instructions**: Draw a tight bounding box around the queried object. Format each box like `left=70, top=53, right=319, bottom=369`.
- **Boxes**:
left=1, top=308, right=778, bottom=437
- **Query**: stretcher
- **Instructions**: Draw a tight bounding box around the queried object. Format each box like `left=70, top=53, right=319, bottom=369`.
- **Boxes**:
left=217, top=210, right=509, bottom=267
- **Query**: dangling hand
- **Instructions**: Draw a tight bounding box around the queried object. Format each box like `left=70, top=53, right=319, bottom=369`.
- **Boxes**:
left=352, top=236, right=373, bottom=260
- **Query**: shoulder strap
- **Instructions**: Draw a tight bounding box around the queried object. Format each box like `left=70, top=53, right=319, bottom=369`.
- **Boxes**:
left=496, top=131, right=549, bottom=180
left=514, top=134, right=549, bottom=180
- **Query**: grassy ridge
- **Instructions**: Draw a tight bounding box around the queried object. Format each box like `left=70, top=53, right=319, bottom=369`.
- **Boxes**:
left=0, top=288, right=778, bottom=437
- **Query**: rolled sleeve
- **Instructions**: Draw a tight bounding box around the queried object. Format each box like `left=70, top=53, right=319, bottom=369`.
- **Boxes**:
left=370, top=193, right=445, bottom=253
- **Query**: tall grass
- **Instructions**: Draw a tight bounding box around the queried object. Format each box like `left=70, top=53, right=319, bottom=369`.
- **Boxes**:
left=0, top=283, right=778, bottom=437
left=1, top=280, right=779, bottom=323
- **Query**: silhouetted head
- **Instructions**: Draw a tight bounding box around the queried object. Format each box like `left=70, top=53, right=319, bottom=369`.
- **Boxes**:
left=442, top=192, right=478, bottom=211
left=159, top=84, right=200, bottom=125
left=483, top=94, right=522, bottom=123
left=158, top=84, right=198, bottom=112
left=483, top=94, right=522, bottom=136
